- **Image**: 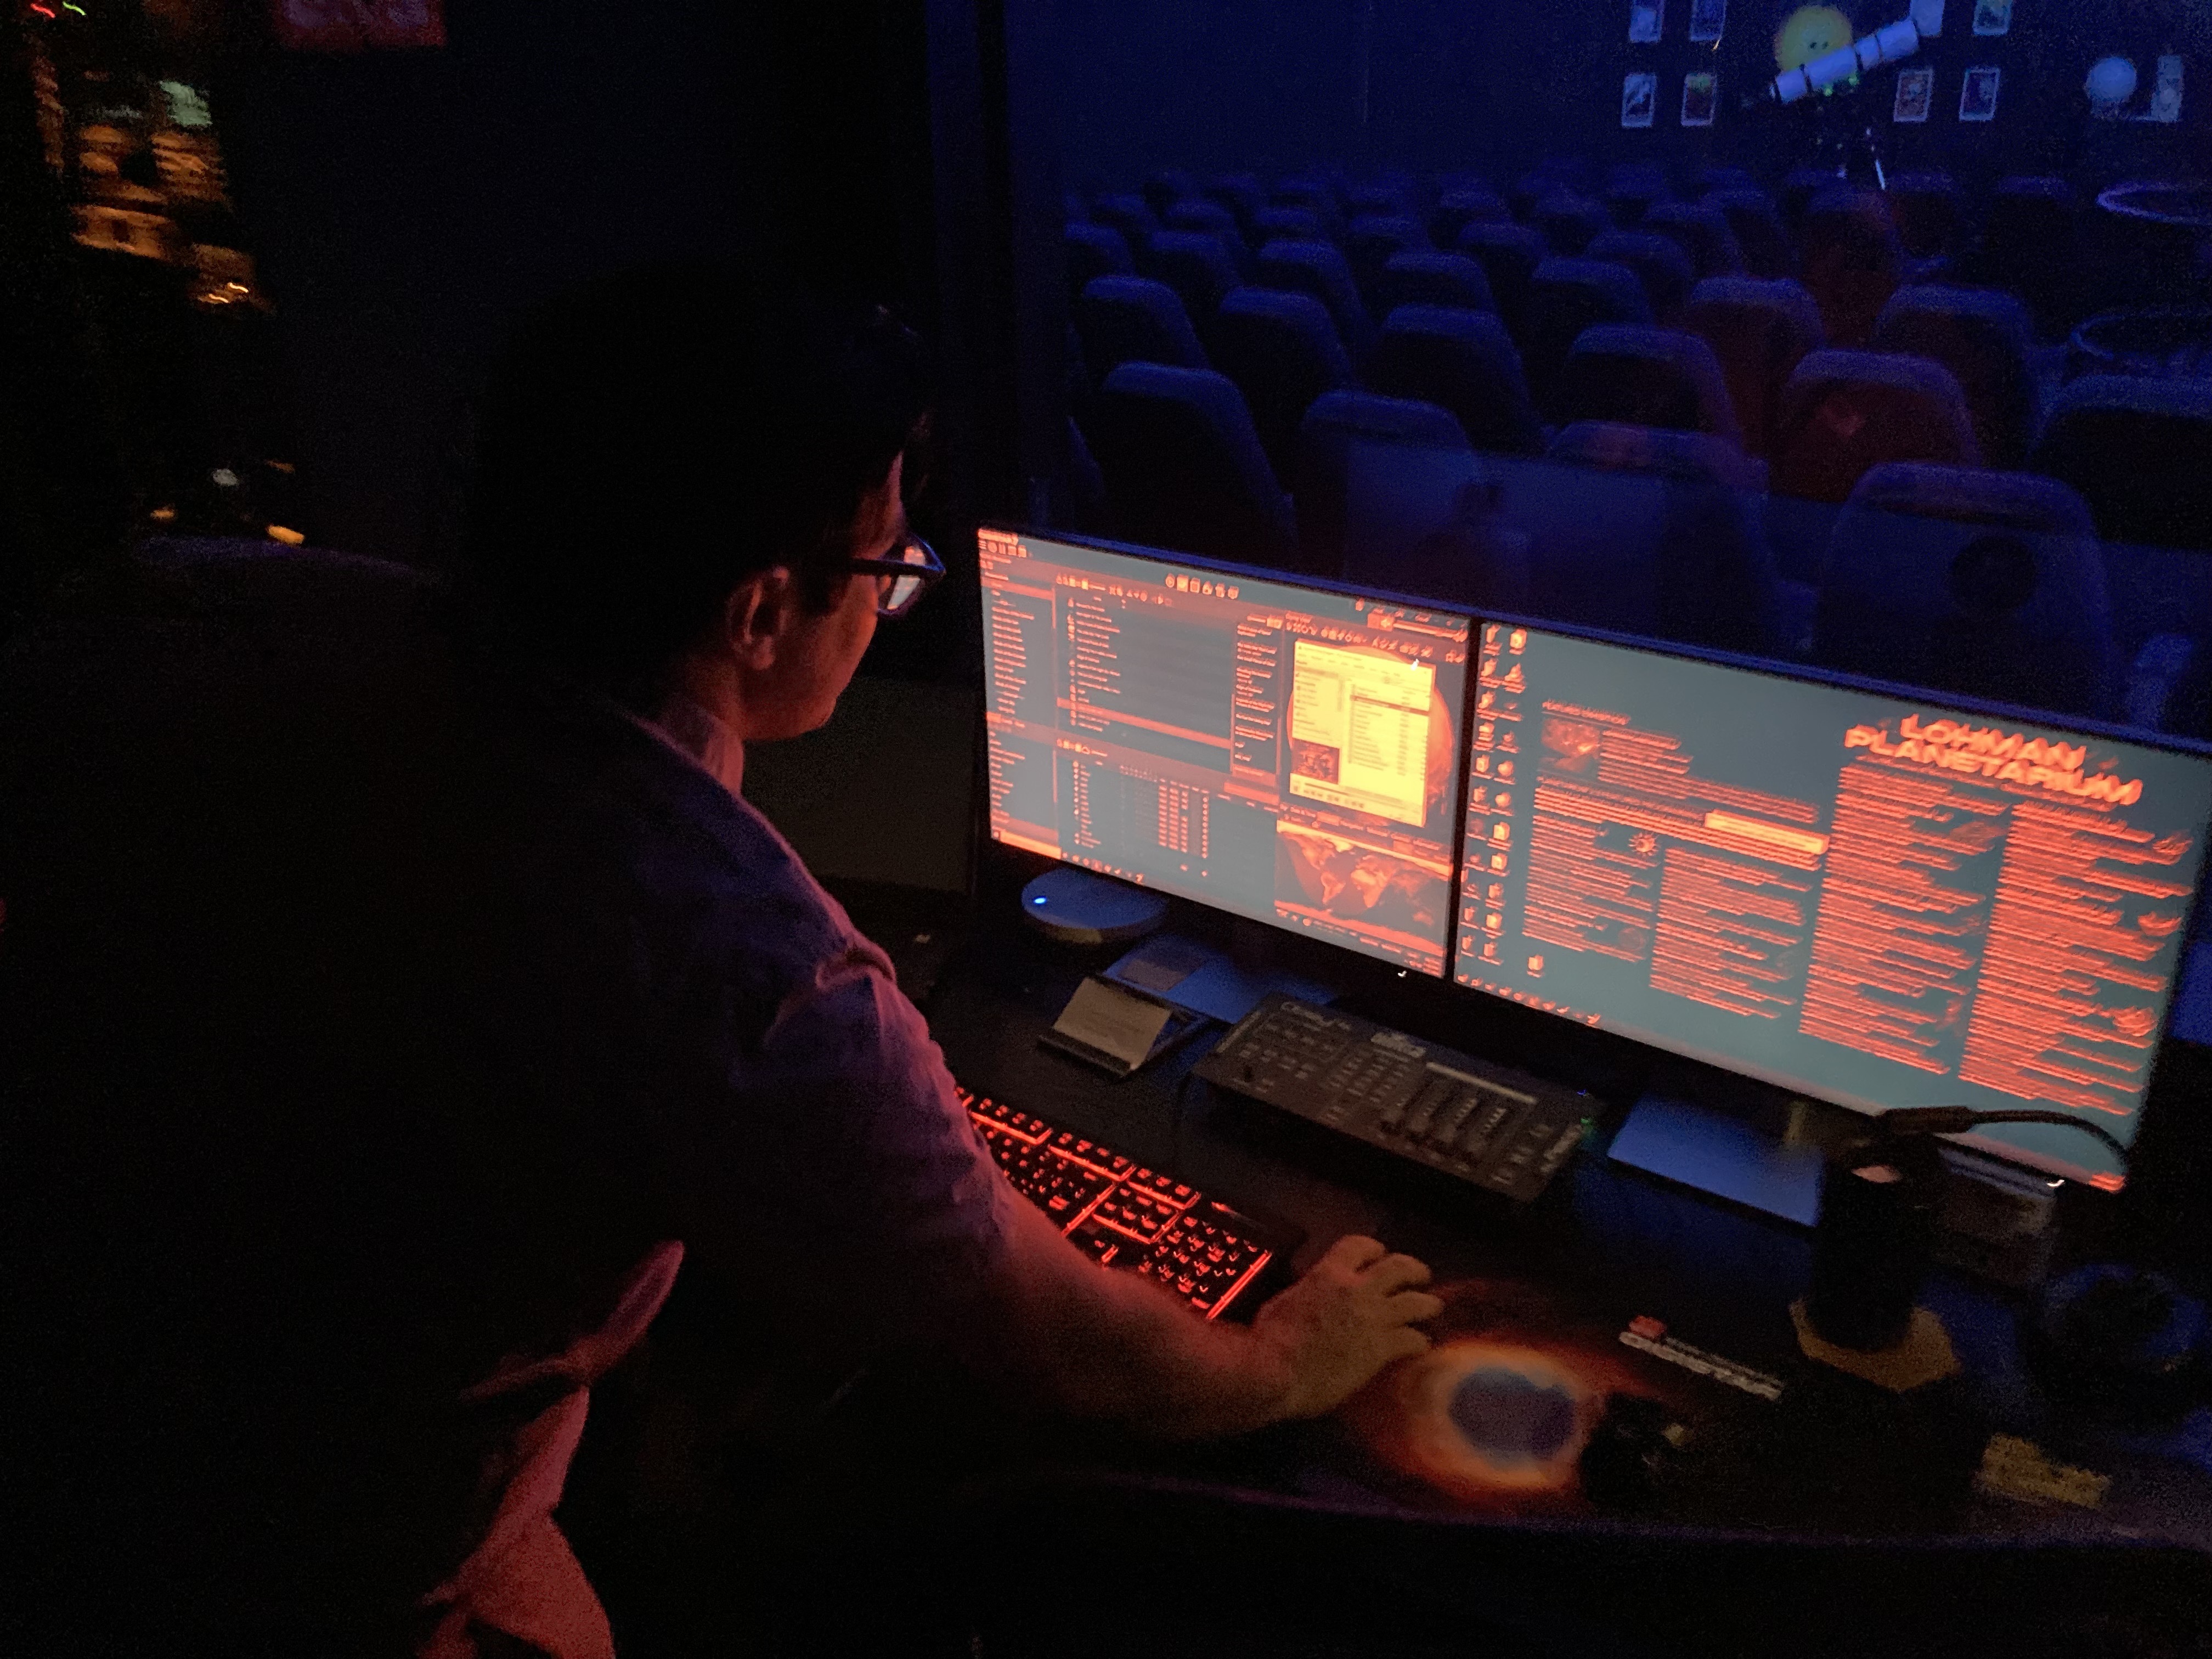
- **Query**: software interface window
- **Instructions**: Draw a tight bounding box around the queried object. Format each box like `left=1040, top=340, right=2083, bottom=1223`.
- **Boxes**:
left=1454, top=625, right=2212, bottom=1184
left=981, top=530, right=1470, bottom=974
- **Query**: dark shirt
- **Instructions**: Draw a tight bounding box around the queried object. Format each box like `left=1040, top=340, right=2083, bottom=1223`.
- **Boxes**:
left=0, top=544, right=1014, bottom=1655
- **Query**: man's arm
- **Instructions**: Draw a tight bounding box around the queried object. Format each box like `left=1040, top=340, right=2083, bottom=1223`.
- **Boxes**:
left=681, top=941, right=1440, bottom=1439
left=969, top=1198, right=1442, bottom=1440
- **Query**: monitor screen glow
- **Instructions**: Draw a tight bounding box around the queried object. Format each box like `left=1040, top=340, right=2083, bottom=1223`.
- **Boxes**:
left=980, top=530, right=1471, bottom=975
left=1452, top=624, right=2212, bottom=1186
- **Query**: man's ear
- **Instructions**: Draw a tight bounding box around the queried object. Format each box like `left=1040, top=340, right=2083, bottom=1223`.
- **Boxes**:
left=721, top=567, right=797, bottom=671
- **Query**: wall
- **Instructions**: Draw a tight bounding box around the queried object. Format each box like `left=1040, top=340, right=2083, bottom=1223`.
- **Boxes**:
left=1053, top=0, right=2210, bottom=189
left=1052, top=0, right=1366, bottom=188
left=213, top=0, right=928, bottom=570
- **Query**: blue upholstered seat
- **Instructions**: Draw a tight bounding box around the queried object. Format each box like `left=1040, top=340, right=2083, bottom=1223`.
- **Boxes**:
left=1086, top=362, right=1296, bottom=563
left=1367, top=303, right=1545, bottom=458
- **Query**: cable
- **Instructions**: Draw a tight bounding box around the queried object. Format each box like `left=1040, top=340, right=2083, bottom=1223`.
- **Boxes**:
left=1874, top=1105, right=2131, bottom=1169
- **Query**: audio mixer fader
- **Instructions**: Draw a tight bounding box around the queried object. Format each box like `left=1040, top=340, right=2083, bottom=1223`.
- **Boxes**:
left=1197, top=995, right=1594, bottom=1203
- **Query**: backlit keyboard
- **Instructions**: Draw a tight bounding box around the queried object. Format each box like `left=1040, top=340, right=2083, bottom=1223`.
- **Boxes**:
left=958, top=1086, right=1297, bottom=1321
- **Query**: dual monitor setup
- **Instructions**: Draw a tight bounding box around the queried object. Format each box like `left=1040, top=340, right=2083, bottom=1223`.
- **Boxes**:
left=978, top=527, right=2212, bottom=1193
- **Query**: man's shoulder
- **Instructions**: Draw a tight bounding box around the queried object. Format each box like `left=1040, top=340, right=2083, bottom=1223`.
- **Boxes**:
left=522, top=693, right=864, bottom=982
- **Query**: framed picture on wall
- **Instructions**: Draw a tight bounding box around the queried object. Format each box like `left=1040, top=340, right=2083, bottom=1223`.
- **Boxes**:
left=1623, top=71, right=1658, bottom=126
left=1959, top=64, right=2001, bottom=120
left=1970, top=0, right=2011, bottom=37
left=1681, top=72, right=1718, bottom=125
left=1893, top=65, right=1934, bottom=121
left=1689, top=0, right=1726, bottom=44
left=1629, top=0, right=1665, bottom=44
left=2147, top=54, right=2183, bottom=122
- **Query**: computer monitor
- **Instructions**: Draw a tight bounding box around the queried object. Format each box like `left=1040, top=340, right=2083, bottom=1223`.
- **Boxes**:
left=979, top=529, right=1471, bottom=975
left=1452, top=622, right=2212, bottom=1186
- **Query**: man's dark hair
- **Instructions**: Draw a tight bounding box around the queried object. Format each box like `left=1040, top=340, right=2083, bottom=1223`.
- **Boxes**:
left=461, top=262, right=930, bottom=707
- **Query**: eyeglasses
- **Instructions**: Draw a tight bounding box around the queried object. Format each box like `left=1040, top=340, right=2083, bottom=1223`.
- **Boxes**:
left=847, top=532, right=943, bottom=619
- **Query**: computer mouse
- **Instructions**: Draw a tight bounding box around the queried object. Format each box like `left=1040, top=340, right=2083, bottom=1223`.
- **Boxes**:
left=2024, top=1263, right=2208, bottom=1425
left=1577, top=1392, right=1690, bottom=1511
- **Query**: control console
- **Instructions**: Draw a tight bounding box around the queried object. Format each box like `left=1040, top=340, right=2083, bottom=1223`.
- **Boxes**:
left=1197, top=995, right=1594, bottom=1203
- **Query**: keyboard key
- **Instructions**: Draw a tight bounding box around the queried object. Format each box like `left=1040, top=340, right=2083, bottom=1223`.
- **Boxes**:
left=965, top=1087, right=1288, bottom=1319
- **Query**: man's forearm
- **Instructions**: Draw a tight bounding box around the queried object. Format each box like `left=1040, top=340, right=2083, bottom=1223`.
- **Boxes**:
left=974, top=1198, right=1305, bottom=1440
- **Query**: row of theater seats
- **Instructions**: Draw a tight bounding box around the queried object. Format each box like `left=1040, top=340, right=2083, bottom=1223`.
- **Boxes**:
left=1056, top=164, right=2212, bottom=729
left=1081, top=160, right=2161, bottom=342
left=1067, top=168, right=2211, bottom=548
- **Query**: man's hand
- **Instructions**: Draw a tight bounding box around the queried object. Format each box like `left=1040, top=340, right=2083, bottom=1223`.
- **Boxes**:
left=1249, top=1235, right=1442, bottom=1420
left=975, top=1198, right=1444, bottom=1440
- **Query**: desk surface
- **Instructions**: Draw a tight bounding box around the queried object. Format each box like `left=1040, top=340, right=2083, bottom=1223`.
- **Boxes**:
left=912, top=895, right=2212, bottom=1557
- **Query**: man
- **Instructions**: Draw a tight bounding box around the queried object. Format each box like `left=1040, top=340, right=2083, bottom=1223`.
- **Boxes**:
left=0, top=264, right=1437, bottom=1657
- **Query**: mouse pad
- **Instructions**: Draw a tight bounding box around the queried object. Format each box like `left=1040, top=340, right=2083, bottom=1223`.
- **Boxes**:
left=1332, top=1275, right=1772, bottom=1518
left=1314, top=1273, right=2028, bottom=1534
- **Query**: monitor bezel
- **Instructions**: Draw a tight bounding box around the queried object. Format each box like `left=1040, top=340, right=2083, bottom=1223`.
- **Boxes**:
left=1446, top=608, right=2212, bottom=1184
left=976, top=524, right=1479, bottom=979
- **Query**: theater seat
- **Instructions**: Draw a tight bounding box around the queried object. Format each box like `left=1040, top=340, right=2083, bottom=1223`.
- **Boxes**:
left=1430, top=189, right=1510, bottom=248
left=1967, top=176, right=2082, bottom=341
left=1164, top=198, right=1242, bottom=243
left=1780, top=166, right=1842, bottom=233
left=1683, top=276, right=1824, bottom=458
left=1373, top=251, right=1495, bottom=317
left=1208, top=287, right=1356, bottom=484
left=1546, top=419, right=1763, bottom=490
left=1294, top=389, right=1478, bottom=579
left=1584, top=230, right=1696, bottom=324
left=1090, top=192, right=1160, bottom=251
left=1533, top=191, right=1610, bottom=256
left=1871, top=285, right=2040, bottom=468
left=1603, top=161, right=1670, bottom=228
left=1347, top=182, right=1416, bottom=220
left=1164, top=201, right=1251, bottom=273
left=1511, top=160, right=1594, bottom=221
left=1553, top=325, right=1741, bottom=444
left=1799, top=188, right=1903, bottom=347
left=1141, top=170, right=1198, bottom=220
left=1086, top=363, right=1296, bottom=563
left=1250, top=206, right=1322, bottom=245
left=1142, top=230, right=1243, bottom=332
left=1255, top=238, right=1375, bottom=361
left=1075, top=276, right=1209, bottom=378
left=1518, top=421, right=1780, bottom=650
left=1771, top=349, right=1982, bottom=503
left=1705, top=189, right=1795, bottom=279
left=1641, top=200, right=1747, bottom=280
left=1816, top=464, right=2118, bottom=717
left=1344, top=215, right=1431, bottom=317
left=1366, top=304, right=1545, bottom=457
left=1886, top=171, right=1965, bottom=262
left=2029, top=376, right=2212, bottom=551
left=1523, top=257, right=1655, bottom=418
left=1455, top=222, right=1550, bottom=343
left=1201, top=172, right=1267, bottom=234
left=1064, top=224, right=1135, bottom=304
left=1269, top=179, right=1344, bottom=240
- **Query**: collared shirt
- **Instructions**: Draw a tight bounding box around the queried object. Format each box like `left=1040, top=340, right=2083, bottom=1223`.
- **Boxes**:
left=638, top=690, right=748, bottom=798
left=0, top=550, right=1019, bottom=1658
left=419, top=682, right=1022, bottom=1657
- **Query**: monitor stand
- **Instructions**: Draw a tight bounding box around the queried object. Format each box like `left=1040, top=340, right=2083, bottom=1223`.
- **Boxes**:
left=1103, top=923, right=1338, bottom=1027
left=1607, top=1090, right=1826, bottom=1227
